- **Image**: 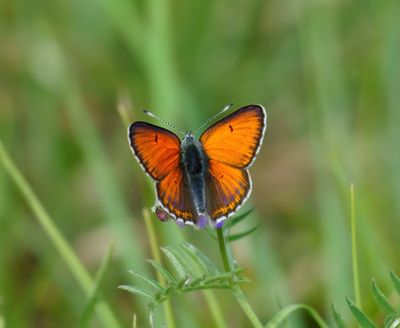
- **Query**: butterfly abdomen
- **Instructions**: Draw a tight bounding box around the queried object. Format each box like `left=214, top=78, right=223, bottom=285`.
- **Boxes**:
left=181, top=136, right=208, bottom=216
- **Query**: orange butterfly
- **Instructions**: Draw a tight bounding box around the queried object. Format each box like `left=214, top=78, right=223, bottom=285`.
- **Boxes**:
left=128, top=104, right=267, bottom=229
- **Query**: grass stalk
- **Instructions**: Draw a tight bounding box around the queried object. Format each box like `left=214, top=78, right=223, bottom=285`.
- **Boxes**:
left=350, top=183, right=362, bottom=308
left=216, top=228, right=263, bottom=328
left=202, top=290, right=228, bottom=328
left=143, top=209, right=176, bottom=328
left=0, top=140, right=120, bottom=327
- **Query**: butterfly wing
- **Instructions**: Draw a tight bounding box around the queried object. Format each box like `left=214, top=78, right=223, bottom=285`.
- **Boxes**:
left=128, top=122, right=196, bottom=223
left=206, top=160, right=251, bottom=220
left=200, top=105, right=266, bottom=221
left=129, top=122, right=181, bottom=180
left=200, top=105, right=266, bottom=168
left=156, top=167, right=196, bottom=223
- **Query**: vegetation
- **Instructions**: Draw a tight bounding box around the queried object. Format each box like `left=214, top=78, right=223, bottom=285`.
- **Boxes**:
left=1, top=0, right=399, bottom=327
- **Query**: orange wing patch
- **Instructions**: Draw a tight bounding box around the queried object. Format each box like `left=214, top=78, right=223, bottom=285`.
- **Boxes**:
left=200, top=105, right=266, bottom=168
left=129, top=122, right=181, bottom=180
left=156, top=168, right=195, bottom=220
left=206, top=160, right=251, bottom=220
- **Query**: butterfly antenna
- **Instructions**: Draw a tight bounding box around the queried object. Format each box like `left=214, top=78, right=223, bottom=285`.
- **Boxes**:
left=143, top=110, right=186, bottom=136
left=194, top=103, right=234, bottom=135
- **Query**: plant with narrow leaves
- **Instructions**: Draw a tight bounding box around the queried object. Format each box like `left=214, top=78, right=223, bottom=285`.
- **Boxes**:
left=119, top=242, right=250, bottom=313
left=205, top=208, right=259, bottom=242
left=332, top=271, right=400, bottom=328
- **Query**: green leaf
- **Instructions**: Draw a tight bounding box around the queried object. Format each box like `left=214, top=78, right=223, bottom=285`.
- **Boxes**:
left=128, top=270, right=165, bottom=292
left=265, top=304, right=329, bottom=328
left=331, top=303, right=348, bottom=328
left=224, top=208, right=254, bottom=229
left=146, top=259, right=177, bottom=284
left=80, top=241, right=114, bottom=328
left=345, top=297, right=376, bottom=328
left=371, top=279, right=396, bottom=315
left=165, top=246, right=196, bottom=277
left=390, top=270, right=400, bottom=296
left=161, top=247, right=187, bottom=279
left=384, top=314, right=400, bottom=328
left=228, top=225, right=259, bottom=242
left=118, top=285, right=154, bottom=300
left=180, top=242, right=219, bottom=276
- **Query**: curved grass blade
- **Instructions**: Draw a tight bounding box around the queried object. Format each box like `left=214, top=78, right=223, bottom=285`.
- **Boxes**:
left=0, top=141, right=120, bottom=327
left=146, top=259, right=177, bottom=284
left=224, top=208, right=254, bottom=229
left=265, top=304, right=329, bottom=328
left=128, top=270, right=165, bottom=292
left=345, top=297, right=376, bottom=328
left=180, top=242, right=219, bottom=275
left=161, top=247, right=186, bottom=279
left=390, top=270, right=400, bottom=296
left=371, top=279, right=396, bottom=315
left=331, top=303, right=349, bottom=328
left=118, top=285, right=154, bottom=300
left=228, top=225, right=259, bottom=242
left=80, top=241, right=114, bottom=328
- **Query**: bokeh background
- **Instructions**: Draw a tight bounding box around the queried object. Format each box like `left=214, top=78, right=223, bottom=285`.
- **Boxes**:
left=1, top=0, right=399, bottom=327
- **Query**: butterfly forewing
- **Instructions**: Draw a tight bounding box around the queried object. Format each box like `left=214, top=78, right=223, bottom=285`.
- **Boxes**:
left=200, top=105, right=266, bottom=169
left=129, top=122, right=181, bottom=180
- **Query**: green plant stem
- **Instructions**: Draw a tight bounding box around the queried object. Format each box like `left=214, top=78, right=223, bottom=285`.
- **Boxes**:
left=216, top=228, right=263, bottom=328
left=0, top=140, right=120, bottom=327
left=143, top=209, right=176, bottom=328
left=350, top=183, right=362, bottom=308
left=217, top=228, right=231, bottom=272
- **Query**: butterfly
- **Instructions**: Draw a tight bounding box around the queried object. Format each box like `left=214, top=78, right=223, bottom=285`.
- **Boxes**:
left=128, top=104, right=267, bottom=229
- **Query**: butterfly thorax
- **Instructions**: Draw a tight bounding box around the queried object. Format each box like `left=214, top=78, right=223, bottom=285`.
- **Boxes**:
left=181, top=134, right=208, bottom=216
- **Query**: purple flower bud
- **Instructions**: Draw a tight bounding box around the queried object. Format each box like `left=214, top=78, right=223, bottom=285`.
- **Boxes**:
left=197, top=214, right=209, bottom=229
left=214, top=218, right=225, bottom=229
left=155, top=207, right=170, bottom=222
left=175, top=219, right=185, bottom=227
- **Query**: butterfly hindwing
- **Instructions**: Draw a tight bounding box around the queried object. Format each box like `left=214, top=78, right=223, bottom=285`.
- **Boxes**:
left=200, top=105, right=266, bottom=168
left=156, top=167, right=196, bottom=222
left=206, top=160, right=251, bottom=220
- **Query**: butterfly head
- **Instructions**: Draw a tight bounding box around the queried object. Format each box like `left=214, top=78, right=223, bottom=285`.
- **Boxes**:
left=182, top=132, right=195, bottom=143
left=181, top=132, right=203, bottom=150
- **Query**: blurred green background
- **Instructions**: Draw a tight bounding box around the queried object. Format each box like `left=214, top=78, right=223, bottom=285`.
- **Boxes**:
left=1, top=0, right=399, bottom=327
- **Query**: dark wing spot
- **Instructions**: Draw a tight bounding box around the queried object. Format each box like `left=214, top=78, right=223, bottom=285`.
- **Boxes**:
left=173, top=180, right=178, bottom=185
left=229, top=125, right=233, bottom=132
left=219, top=174, right=224, bottom=179
left=155, top=134, right=158, bottom=143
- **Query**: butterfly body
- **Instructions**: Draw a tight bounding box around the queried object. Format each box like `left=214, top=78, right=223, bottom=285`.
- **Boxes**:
left=128, top=105, right=267, bottom=229
left=180, top=134, right=208, bottom=218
